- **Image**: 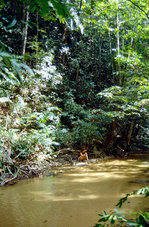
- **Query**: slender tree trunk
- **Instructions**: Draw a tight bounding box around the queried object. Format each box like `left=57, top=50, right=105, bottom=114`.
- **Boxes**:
left=36, top=12, right=39, bottom=44
left=128, top=37, right=133, bottom=58
left=35, top=12, right=39, bottom=63
left=77, top=1, right=83, bottom=41
left=108, top=30, right=114, bottom=77
left=116, top=0, right=121, bottom=85
left=62, top=24, right=67, bottom=65
left=22, top=4, right=29, bottom=56
left=116, top=10, right=120, bottom=57
left=80, top=0, right=83, bottom=9
left=122, top=38, right=124, bottom=49
left=75, top=56, right=83, bottom=81
left=76, top=66, right=79, bottom=81
left=127, top=120, right=134, bottom=145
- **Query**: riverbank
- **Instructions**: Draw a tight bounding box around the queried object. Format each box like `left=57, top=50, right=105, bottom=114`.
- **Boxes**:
left=0, top=148, right=111, bottom=186
left=0, top=149, right=148, bottom=186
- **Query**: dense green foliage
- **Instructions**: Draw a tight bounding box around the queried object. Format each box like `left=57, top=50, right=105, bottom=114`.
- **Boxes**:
left=0, top=0, right=149, bottom=168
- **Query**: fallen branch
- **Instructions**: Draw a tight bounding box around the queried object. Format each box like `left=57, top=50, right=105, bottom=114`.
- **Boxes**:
left=0, top=168, right=19, bottom=186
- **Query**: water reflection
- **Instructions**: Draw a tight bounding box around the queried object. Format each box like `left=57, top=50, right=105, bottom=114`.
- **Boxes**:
left=0, top=156, right=149, bottom=227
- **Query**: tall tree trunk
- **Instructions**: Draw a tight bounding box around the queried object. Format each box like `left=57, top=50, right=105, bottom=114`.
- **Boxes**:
left=22, top=4, right=29, bottom=56
left=101, top=118, right=116, bottom=153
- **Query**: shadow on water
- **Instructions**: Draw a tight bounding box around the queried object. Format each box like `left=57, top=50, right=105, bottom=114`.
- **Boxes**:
left=0, top=155, right=149, bottom=227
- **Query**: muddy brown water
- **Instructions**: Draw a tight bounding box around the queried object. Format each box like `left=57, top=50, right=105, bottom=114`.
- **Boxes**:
left=0, top=155, right=149, bottom=227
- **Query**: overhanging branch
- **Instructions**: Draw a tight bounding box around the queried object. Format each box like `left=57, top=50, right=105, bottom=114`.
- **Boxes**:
left=127, top=0, right=149, bottom=20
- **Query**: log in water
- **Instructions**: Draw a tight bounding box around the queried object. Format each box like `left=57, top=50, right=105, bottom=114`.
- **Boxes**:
left=0, top=155, right=149, bottom=227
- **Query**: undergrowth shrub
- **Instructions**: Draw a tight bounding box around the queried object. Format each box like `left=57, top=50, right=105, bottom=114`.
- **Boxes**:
left=0, top=51, right=62, bottom=163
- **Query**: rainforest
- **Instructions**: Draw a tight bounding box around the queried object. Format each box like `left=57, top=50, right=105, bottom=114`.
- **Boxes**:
left=0, top=0, right=149, bottom=226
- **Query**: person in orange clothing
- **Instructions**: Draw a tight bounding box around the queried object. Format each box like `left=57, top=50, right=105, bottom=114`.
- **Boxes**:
left=78, top=149, right=88, bottom=161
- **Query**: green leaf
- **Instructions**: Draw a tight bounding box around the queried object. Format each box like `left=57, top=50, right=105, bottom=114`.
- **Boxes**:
left=126, top=221, right=137, bottom=226
left=19, top=63, right=34, bottom=76
left=98, top=217, right=109, bottom=222
left=7, top=19, right=17, bottom=29
left=102, top=210, right=107, bottom=216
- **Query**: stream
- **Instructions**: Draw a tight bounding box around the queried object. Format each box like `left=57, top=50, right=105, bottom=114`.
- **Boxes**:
left=0, top=154, right=149, bottom=227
